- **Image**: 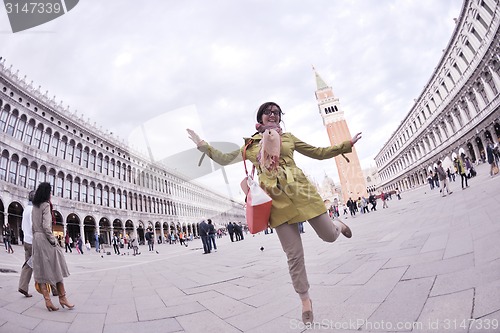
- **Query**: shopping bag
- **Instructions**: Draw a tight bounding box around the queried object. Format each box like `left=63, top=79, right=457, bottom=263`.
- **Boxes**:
left=245, top=176, right=272, bottom=234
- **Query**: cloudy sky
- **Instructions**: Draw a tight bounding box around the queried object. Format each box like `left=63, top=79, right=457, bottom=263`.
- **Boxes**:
left=1, top=0, right=463, bottom=201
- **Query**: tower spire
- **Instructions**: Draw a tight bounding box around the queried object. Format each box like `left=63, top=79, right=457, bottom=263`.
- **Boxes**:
left=312, top=66, right=329, bottom=90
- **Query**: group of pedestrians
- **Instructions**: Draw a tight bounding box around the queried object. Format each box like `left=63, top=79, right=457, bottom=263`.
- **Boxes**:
left=226, top=222, right=244, bottom=242
left=199, top=219, right=218, bottom=254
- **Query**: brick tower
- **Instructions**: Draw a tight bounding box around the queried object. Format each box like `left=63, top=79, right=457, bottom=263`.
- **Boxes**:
left=313, top=68, right=367, bottom=203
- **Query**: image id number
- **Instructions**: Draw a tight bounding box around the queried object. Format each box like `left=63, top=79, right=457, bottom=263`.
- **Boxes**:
left=5, top=2, right=62, bottom=14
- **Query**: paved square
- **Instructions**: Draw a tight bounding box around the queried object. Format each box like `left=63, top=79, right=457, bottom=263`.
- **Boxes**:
left=1, top=163, right=499, bottom=332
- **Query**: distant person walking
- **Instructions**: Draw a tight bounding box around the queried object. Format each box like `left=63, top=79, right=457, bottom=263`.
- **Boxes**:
left=207, top=219, right=217, bottom=252
left=64, top=231, right=72, bottom=253
left=18, top=191, right=35, bottom=298
left=227, top=222, right=235, bottom=242
left=455, top=155, right=469, bottom=190
left=436, top=161, right=452, bottom=197
left=487, top=141, right=498, bottom=177
left=199, top=220, right=211, bottom=254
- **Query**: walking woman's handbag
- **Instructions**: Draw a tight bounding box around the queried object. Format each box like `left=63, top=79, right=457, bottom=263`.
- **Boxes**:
left=242, top=141, right=272, bottom=234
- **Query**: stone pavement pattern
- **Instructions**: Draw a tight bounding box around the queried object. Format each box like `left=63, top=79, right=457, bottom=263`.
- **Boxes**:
left=0, top=163, right=499, bottom=333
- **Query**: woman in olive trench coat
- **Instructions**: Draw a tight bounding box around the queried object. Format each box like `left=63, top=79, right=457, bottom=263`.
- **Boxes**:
left=187, top=102, right=362, bottom=325
left=32, top=182, right=74, bottom=311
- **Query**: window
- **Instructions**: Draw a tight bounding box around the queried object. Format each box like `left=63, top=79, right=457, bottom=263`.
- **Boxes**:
left=89, top=151, right=96, bottom=171
left=48, top=170, right=56, bottom=194
left=110, top=160, right=115, bottom=177
left=5, top=112, right=17, bottom=136
left=117, top=190, right=121, bottom=209
left=38, top=166, right=47, bottom=184
left=18, top=159, right=28, bottom=187
left=56, top=173, right=64, bottom=197
left=110, top=188, right=115, bottom=208
left=116, top=161, right=121, bottom=179
left=23, top=121, right=34, bottom=145
left=28, top=163, right=37, bottom=189
left=8, top=155, right=19, bottom=184
left=74, top=145, right=82, bottom=165
left=103, top=157, right=109, bottom=175
left=96, top=154, right=103, bottom=173
left=66, top=141, right=74, bottom=162
left=95, top=185, right=102, bottom=206
left=0, top=109, right=8, bottom=131
left=81, top=181, right=87, bottom=203
left=58, top=137, right=67, bottom=159
left=41, top=131, right=50, bottom=152
left=82, top=148, right=89, bottom=168
left=15, top=116, right=26, bottom=140
left=0, top=151, right=8, bottom=181
left=33, top=126, right=43, bottom=148
left=65, top=175, right=72, bottom=199
left=88, top=183, right=95, bottom=204
left=103, top=186, right=109, bottom=206
left=96, top=185, right=102, bottom=205
left=49, top=134, right=59, bottom=156
left=123, top=192, right=127, bottom=210
left=73, top=178, right=80, bottom=201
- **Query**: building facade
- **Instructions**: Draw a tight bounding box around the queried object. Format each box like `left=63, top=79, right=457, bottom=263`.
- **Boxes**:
left=374, top=0, right=500, bottom=192
left=0, top=61, right=244, bottom=247
left=314, top=69, right=369, bottom=203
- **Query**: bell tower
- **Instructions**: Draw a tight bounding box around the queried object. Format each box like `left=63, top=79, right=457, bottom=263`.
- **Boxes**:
left=313, top=68, right=367, bottom=203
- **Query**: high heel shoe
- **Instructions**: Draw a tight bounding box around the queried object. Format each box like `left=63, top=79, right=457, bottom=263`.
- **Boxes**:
left=337, top=220, right=352, bottom=238
left=56, top=282, right=75, bottom=309
left=302, top=299, right=313, bottom=325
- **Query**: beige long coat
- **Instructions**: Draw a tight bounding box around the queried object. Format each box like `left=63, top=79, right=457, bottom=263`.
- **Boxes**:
left=32, top=202, right=69, bottom=284
left=199, top=132, right=352, bottom=228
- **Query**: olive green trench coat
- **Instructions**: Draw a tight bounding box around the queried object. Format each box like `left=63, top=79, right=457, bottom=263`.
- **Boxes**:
left=199, top=132, right=352, bottom=228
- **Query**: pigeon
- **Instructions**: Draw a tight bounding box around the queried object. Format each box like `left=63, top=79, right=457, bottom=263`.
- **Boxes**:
left=155, top=251, right=159, bottom=254
left=260, top=246, right=264, bottom=252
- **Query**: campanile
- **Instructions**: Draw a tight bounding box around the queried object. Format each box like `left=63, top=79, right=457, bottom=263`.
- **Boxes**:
left=313, top=68, right=367, bottom=203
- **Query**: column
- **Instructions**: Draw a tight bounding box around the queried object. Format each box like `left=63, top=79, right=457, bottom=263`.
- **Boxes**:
left=465, top=95, right=478, bottom=118
left=438, top=123, right=447, bottom=142
left=79, top=223, right=85, bottom=246
left=487, top=65, right=500, bottom=92
left=444, top=117, right=454, bottom=137
left=451, top=111, right=462, bottom=132
left=160, top=224, right=164, bottom=244
left=480, top=76, right=495, bottom=102
left=423, top=138, right=430, bottom=155
left=472, top=86, right=487, bottom=110
left=456, top=103, right=469, bottom=124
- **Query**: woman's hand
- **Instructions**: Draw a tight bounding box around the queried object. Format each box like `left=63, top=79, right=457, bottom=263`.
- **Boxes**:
left=351, top=132, right=362, bottom=145
left=186, top=128, right=204, bottom=146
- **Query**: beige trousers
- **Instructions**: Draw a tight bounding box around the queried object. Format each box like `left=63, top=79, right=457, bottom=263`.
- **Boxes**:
left=275, top=212, right=341, bottom=300
left=18, top=243, right=33, bottom=292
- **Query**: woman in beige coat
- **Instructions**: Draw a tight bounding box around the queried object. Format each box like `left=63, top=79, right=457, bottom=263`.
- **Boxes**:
left=187, top=102, right=362, bottom=324
left=32, top=182, right=74, bottom=311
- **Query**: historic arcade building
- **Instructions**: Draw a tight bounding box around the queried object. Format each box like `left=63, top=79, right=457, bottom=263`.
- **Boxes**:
left=0, top=61, right=244, bottom=247
left=375, top=0, right=500, bottom=192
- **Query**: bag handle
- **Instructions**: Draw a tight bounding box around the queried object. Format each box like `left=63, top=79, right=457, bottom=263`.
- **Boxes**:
left=242, top=140, right=255, bottom=178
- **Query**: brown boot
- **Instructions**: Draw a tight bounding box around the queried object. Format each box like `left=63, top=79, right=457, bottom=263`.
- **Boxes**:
left=56, top=282, right=74, bottom=309
left=39, top=283, right=59, bottom=312
left=51, top=284, right=59, bottom=296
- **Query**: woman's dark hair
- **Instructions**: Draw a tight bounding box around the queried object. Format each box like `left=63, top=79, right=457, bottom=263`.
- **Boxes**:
left=33, top=182, right=52, bottom=207
left=256, top=102, right=283, bottom=124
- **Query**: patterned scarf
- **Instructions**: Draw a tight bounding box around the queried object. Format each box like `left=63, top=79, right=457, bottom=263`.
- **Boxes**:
left=256, top=123, right=282, bottom=174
